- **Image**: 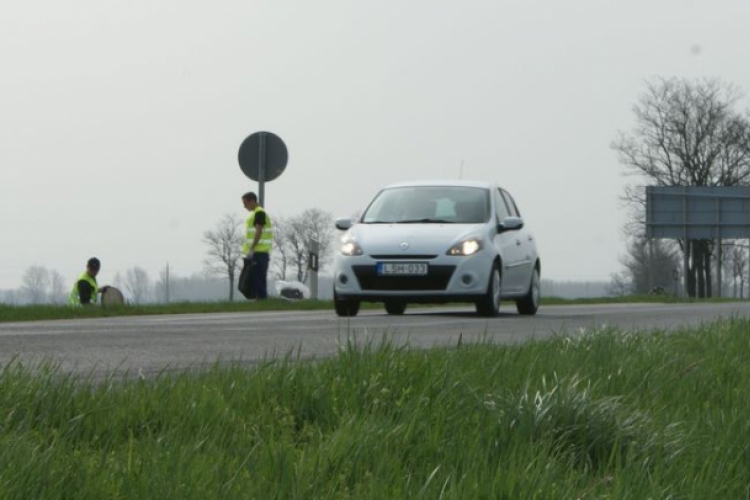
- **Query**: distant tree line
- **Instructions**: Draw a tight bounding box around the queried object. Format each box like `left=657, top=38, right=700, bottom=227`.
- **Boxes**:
left=0, top=265, right=257, bottom=306
left=0, top=264, right=157, bottom=305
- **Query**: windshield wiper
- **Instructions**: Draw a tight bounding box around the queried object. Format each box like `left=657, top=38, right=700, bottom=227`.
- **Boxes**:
left=399, top=218, right=451, bottom=224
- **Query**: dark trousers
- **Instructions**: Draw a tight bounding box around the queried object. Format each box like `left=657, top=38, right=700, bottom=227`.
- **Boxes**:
left=250, top=252, right=270, bottom=299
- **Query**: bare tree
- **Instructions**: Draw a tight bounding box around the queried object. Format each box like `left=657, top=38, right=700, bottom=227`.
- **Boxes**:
left=612, top=77, right=750, bottom=298
left=112, top=272, right=123, bottom=291
left=271, top=215, right=291, bottom=280
left=617, top=237, right=681, bottom=295
left=203, top=213, right=244, bottom=301
left=1, top=290, right=19, bottom=305
left=154, top=269, right=238, bottom=303
left=606, top=272, right=631, bottom=297
left=276, top=208, right=335, bottom=283
left=150, top=264, right=174, bottom=304
left=723, top=242, right=747, bottom=298
left=49, top=270, right=67, bottom=304
left=153, top=268, right=168, bottom=304
left=21, top=265, right=50, bottom=304
left=124, top=266, right=151, bottom=304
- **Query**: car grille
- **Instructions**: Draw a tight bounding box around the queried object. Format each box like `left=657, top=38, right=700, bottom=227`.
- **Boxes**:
left=352, top=265, right=455, bottom=291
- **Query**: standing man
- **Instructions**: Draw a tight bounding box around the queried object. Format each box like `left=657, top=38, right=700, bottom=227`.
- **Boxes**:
left=242, top=191, right=274, bottom=300
left=69, top=257, right=110, bottom=306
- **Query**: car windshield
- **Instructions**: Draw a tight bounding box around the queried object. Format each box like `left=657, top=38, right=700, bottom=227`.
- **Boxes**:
left=361, top=186, right=490, bottom=224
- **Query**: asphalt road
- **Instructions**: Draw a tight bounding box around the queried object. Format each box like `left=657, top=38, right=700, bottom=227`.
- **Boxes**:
left=1, top=302, right=748, bottom=378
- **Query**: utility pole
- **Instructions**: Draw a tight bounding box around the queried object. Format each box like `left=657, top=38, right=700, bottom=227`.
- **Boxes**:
left=165, top=262, right=170, bottom=304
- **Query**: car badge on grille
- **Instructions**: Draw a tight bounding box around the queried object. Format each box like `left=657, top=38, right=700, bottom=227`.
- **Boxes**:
left=399, top=242, right=409, bottom=250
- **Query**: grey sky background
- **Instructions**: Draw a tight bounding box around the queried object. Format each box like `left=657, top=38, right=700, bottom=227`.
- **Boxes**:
left=2, top=0, right=749, bottom=290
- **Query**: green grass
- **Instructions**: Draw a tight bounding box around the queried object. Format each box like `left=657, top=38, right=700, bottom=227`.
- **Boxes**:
left=0, top=299, right=339, bottom=322
left=1, top=294, right=744, bottom=323
left=1, top=318, right=750, bottom=498
left=541, top=294, right=746, bottom=305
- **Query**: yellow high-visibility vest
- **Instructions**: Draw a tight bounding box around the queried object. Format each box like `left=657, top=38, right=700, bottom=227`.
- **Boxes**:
left=243, top=206, right=274, bottom=254
left=69, top=272, right=98, bottom=306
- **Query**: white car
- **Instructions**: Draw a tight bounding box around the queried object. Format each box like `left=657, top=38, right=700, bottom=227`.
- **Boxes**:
left=332, top=180, right=541, bottom=317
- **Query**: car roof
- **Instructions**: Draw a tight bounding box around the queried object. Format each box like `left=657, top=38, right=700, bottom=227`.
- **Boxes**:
left=381, top=179, right=498, bottom=190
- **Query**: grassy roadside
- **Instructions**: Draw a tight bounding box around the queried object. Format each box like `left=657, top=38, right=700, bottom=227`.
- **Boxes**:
left=0, top=298, right=336, bottom=323
left=1, top=318, right=749, bottom=498
left=1, top=295, right=745, bottom=323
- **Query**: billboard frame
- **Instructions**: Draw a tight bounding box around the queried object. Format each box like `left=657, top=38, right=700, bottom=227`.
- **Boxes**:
left=645, top=186, right=750, bottom=298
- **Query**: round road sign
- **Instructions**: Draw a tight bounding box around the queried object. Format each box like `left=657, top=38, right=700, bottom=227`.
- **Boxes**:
left=238, top=131, right=288, bottom=182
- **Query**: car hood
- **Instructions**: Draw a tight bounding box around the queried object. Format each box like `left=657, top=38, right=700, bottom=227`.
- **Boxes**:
left=349, top=223, right=485, bottom=255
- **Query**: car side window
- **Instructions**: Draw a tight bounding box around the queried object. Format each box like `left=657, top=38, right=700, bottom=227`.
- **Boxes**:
left=493, top=189, right=510, bottom=221
left=501, top=190, right=520, bottom=217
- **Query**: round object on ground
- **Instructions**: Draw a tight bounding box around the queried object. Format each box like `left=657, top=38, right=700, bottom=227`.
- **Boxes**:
left=101, top=287, right=125, bottom=306
left=384, top=301, right=407, bottom=315
left=280, top=287, right=304, bottom=300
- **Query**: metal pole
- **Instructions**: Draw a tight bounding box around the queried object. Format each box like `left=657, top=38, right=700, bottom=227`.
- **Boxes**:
left=716, top=197, right=722, bottom=297
left=683, top=187, right=688, bottom=298
left=748, top=194, right=750, bottom=300
left=258, top=133, right=267, bottom=207
left=717, top=239, right=722, bottom=298
left=648, top=238, right=654, bottom=293
left=309, top=240, right=319, bottom=300
left=165, top=262, right=170, bottom=304
left=684, top=243, right=690, bottom=299
left=646, top=186, right=653, bottom=293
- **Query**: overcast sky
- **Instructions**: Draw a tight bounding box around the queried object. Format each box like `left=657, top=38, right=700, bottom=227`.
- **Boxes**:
left=2, top=0, right=749, bottom=290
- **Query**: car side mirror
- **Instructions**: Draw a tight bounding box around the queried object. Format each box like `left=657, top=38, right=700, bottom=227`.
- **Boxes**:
left=335, top=217, right=353, bottom=231
left=497, top=216, right=524, bottom=233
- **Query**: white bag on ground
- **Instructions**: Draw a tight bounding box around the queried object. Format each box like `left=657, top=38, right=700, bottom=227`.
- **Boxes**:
left=274, top=281, right=310, bottom=300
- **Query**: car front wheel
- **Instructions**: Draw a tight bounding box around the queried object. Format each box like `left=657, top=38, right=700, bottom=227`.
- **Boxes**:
left=334, top=290, right=360, bottom=317
left=476, top=263, right=501, bottom=317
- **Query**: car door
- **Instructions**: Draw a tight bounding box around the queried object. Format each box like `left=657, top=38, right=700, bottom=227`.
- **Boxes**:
left=501, top=189, right=536, bottom=292
left=492, top=189, right=525, bottom=292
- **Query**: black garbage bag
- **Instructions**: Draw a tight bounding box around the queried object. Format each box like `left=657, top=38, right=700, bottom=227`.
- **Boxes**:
left=238, top=259, right=255, bottom=299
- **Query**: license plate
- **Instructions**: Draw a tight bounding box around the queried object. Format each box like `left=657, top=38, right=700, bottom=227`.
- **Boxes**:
left=377, top=262, right=428, bottom=276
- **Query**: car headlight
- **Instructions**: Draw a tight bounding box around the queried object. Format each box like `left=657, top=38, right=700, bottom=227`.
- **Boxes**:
left=340, top=235, right=363, bottom=256
left=447, top=239, right=482, bottom=256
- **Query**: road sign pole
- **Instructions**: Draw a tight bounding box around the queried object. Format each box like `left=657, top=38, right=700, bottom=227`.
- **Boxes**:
left=258, top=133, right=267, bottom=207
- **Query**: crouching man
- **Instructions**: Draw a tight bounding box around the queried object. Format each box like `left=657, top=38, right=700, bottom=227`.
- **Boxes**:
left=69, top=257, right=110, bottom=306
